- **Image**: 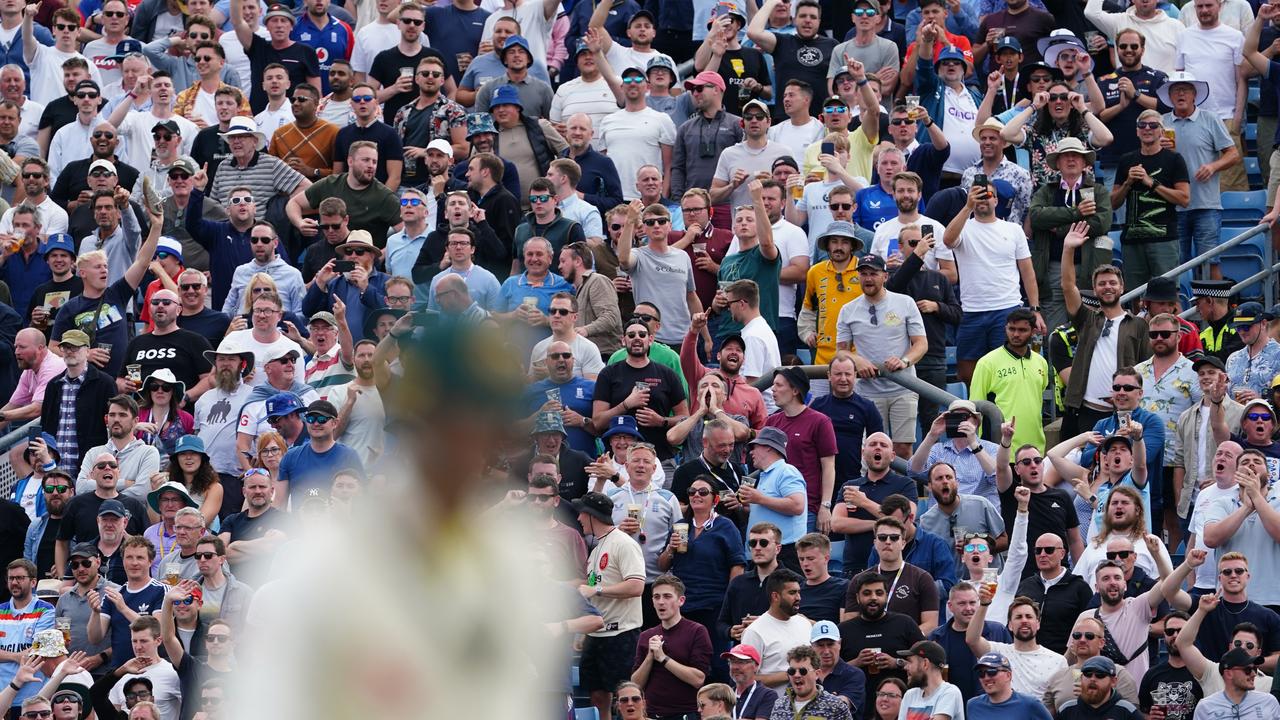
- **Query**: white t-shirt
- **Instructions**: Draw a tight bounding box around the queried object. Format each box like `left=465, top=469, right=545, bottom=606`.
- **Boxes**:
left=109, top=659, right=182, bottom=720
left=740, top=315, right=781, bottom=379
left=193, top=382, right=257, bottom=476
left=1189, top=482, right=1238, bottom=588
left=237, top=385, right=322, bottom=441
left=29, top=45, right=103, bottom=105
left=118, top=111, right=199, bottom=172
left=728, top=220, right=809, bottom=320
left=189, top=87, right=219, bottom=128
left=767, top=118, right=825, bottom=166
left=795, top=179, right=844, bottom=248
left=897, top=682, right=965, bottom=720
left=741, top=612, right=814, bottom=691
left=598, top=107, right=677, bottom=200
left=950, top=217, right=1031, bottom=312
left=1083, top=315, right=1122, bottom=405
left=986, top=640, right=1068, bottom=699
left=481, top=3, right=556, bottom=65
left=941, top=85, right=979, bottom=174
left=350, top=21, right=402, bottom=74
left=1176, top=24, right=1244, bottom=121
left=0, top=196, right=68, bottom=235
left=606, top=45, right=679, bottom=82
left=17, top=98, right=42, bottom=142
left=870, top=214, right=955, bottom=273
left=529, top=333, right=605, bottom=378
left=550, top=77, right=619, bottom=143
left=223, top=329, right=304, bottom=384
left=322, top=380, right=385, bottom=466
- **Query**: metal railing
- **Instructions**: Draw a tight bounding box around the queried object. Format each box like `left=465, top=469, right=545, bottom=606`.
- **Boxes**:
left=1120, top=223, right=1276, bottom=308
left=751, top=364, right=1005, bottom=476
left=0, top=420, right=40, bottom=499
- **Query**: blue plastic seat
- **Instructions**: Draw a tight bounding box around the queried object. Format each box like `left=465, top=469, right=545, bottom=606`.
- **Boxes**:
left=575, top=708, right=600, bottom=720
left=1221, top=190, right=1267, bottom=226
left=946, top=382, right=968, bottom=400
left=1219, top=253, right=1265, bottom=296
left=1244, top=157, right=1263, bottom=190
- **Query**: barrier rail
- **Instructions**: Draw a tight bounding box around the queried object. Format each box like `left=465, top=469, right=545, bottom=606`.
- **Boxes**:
left=0, top=420, right=40, bottom=499
left=1120, top=223, right=1275, bottom=307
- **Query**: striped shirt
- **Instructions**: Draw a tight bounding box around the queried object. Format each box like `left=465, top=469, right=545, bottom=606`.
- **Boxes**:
left=57, top=375, right=82, bottom=475
left=0, top=597, right=55, bottom=706
left=208, top=151, right=307, bottom=221
left=305, top=348, right=354, bottom=390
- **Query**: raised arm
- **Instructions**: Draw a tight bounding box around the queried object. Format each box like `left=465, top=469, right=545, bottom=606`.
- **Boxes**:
left=1059, top=221, right=1090, bottom=318
left=748, top=180, right=777, bottom=260
left=21, top=4, right=36, bottom=65
left=124, top=204, right=165, bottom=289
left=1173, top=591, right=1218, bottom=680
left=966, top=585, right=995, bottom=657
left=745, top=0, right=780, bottom=53
left=1245, top=8, right=1275, bottom=76
left=231, top=0, right=255, bottom=51
left=995, top=419, right=1017, bottom=492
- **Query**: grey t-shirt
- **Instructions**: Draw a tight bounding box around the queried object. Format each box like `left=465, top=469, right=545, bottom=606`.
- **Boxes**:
left=712, top=141, right=797, bottom=209
left=918, top=494, right=1007, bottom=544
left=629, top=245, right=696, bottom=344
left=829, top=37, right=900, bottom=79
left=834, top=290, right=925, bottom=398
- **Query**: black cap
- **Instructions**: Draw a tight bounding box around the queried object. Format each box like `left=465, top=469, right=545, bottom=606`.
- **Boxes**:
left=1143, top=276, right=1179, bottom=303
left=857, top=255, right=887, bottom=272
left=1219, top=647, right=1264, bottom=673
left=721, top=333, right=747, bottom=351
left=97, top=499, right=128, bottom=517
left=896, top=640, right=947, bottom=666
left=1191, top=279, right=1233, bottom=299
left=74, top=80, right=100, bottom=95
left=772, top=155, right=799, bottom=172
left=69, top=542, right=99, bottom=559
left=152, top=119, right=181, bottom=135
left=777, top=366, right=810, bottom=396
left=572, top=492, right=614, bottom=524
left=1193, top=355, right=1226, bottom=373
left=305, top=400, right=339, bottom=418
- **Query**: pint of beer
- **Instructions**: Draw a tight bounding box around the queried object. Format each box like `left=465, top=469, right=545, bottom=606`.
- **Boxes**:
left=55, top=616, right=71, bottom=647
left=982, top=568, right=999, bottom=597
left=1163, top=127, right=1176, bottom=150
left=164, top=563, right=182, bottom=586
left=868, top=647, right=882, bottom=675
left=673, top=523, right=690, bottom=553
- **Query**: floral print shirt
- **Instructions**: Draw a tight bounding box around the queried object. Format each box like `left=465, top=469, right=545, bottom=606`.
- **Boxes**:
left=1135, top=354, right=1201, bottom=463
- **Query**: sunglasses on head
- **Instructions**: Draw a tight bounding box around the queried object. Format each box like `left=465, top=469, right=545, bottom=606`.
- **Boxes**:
left=1112, top=384, right=1140, bottom=392
left=1105, top=550, right=1132, bottom=560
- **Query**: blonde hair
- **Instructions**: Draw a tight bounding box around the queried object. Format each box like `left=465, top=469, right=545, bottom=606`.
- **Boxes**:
left=823, top=133, right=850, bottom=153
left=242, top=273, right=279, bottom=314
left=76, top=249, right=107, bottom=270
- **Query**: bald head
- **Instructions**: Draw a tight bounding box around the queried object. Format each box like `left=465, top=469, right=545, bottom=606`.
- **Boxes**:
left=14, top=327, right=46, bottom=370
left=436, top=273, right=471, bottom=313
left=565, top=113, right=594, bottom=151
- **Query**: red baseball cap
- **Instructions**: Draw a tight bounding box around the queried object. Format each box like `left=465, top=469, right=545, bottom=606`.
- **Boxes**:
left=684, top=70, right=726, bottom=93
left=720, top=643, right=761, bottom=664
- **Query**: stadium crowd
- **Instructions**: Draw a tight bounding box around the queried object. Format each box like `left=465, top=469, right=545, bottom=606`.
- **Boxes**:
left=0, top=0, right=1280, bottom=718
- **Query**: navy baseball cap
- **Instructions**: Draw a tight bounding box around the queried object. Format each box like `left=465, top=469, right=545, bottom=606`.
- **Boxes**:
left=265, top=392, right=304, bottom=418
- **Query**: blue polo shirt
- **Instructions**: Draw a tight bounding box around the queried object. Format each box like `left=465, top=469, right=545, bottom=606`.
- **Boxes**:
left=1, top=250, right=50, bottom=322
left=840, top=473, right=919, bottom=572
left=966, top=690, right=1054, bottom=720
left=746, top=459, right=807, bottom=545
left=669, top=515, right=745, bottom=614
left=820, top=659, right=866, bottom=716
left=524, top=377, right=597, bottom=455
left=496, top=272, right=574, bottom=315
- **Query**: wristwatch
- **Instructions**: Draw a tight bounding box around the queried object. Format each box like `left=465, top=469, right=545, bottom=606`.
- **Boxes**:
left=1027, top=305, right=1041, bottom=313
left=820, top=501, right=833, bottom=510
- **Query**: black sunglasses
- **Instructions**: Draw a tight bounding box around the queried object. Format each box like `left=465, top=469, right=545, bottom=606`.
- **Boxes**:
left=1034, top=546, right=1059, bottom=555
left=1072, top=631, right=1099, bottom=641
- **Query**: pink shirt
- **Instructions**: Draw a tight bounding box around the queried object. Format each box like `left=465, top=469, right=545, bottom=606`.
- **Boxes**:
left=11, top=351, right=66, bottom=407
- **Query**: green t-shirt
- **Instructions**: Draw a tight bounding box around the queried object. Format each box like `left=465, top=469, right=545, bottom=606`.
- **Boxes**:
left=303, top=174, right=402, bottom=247
left=607, top=343, right=689, bottom=396
left=717, top=245, right=780, bottom=339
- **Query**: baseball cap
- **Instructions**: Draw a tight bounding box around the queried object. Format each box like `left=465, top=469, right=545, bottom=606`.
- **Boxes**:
left=265, top=392, right=304, bottom=418
left=305, top=400, right=339, bottom=419
left=857, top=255, right=887, bottom=272
left=1080, top=656, right=1118, bottom=677
left=896, top=640, right=947, bottom=666
left=309, top=311, right=339, bottom=328
left=720, top=644, right=762, bottom=664
left=974, top=651, right=1011, bottom=670
left=810, top=620, right=840, bottom=643
left=97, top=499, right=128, bottom=518
left=684, top=70, right=726, bottom=93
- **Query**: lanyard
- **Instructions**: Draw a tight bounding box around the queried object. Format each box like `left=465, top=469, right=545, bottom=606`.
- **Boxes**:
left=879, top=563, right=905, bottom=601
left=1000, top=73, right=1018, bottom=110
left=700, top=456, right=740, bottom=489
left=734, top=683, right=757, bottom=720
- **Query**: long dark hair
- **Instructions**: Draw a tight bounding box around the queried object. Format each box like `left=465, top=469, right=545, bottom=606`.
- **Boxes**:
left=167, top=451, right=219, bottom=497
left=1031, top=82, right=1086, bottom=138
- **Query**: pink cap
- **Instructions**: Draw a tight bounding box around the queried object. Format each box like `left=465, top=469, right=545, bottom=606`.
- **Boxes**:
left=720, top=643, right=761, bottom=664
left=684, top=70, right=727, bottom=93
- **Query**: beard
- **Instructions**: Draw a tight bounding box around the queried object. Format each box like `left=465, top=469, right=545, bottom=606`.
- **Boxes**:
left=860, top=601, right=885, bottom=619
left=215, top=368, right=240, bottom=392
left=907, top=669, right=927, bottom=688
left=1013, top=625, right=1037, bottom=642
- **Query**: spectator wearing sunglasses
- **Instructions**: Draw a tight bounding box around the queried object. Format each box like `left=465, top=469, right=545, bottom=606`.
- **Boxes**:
left=1187, top=646, right=1280, bottom=720
left=1044, top=629, right=1141, bottom=715
left=23, top=8, right=104, bottom=106
left=1210, top=396, right=1280, bottom=461
left=1177, top=596, right=1279, bottom=700
left=1223, top=303, right=1280, bottom=405
left=276, top=399, right=362, bottom=507
left=967, top=649, right=1054, bottom=720
left=1174, top=559, right=1280, bottom=695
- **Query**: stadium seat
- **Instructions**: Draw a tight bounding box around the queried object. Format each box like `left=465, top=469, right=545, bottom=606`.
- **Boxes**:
left=1220, top=191, right=1267, bottom=226
left=1246, top=122, right=1258, bottom=153
left=1219, top=253, right=1266, bottom=296
left=1245, top=157, right=1263, bottom=190
left=946, top=382, right=968, bottom=400
left=575, top=708, right=600, bottom=720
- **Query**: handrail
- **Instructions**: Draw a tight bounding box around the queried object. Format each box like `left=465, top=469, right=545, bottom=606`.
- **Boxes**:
left=1119, top=223, right=1272, bottom=305
left=1178, top=261, right=1280, bottom=320
left=751, top=365, right=1005, bottom=445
